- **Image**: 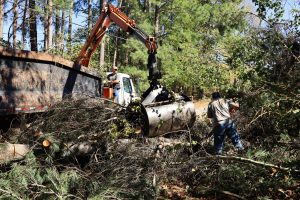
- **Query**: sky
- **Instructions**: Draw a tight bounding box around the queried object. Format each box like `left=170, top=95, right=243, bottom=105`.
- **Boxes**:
left=2, top=0, right=299, bottom=50
left=282, top=0, right=299, bottom=20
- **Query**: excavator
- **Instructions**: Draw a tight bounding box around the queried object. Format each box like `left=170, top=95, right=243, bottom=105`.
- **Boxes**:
left=76, top=4, right=196, bottom=137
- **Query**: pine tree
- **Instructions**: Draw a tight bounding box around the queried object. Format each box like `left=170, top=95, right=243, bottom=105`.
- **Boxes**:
left=12, top=0, right=18, bottom=49
left=0, top=0, right=4, bottom=42
left=29, top=0, right=38, bottom=51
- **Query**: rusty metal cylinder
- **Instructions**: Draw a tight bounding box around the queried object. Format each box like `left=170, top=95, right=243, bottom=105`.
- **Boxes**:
left=142, top=99, right=196, bottom=137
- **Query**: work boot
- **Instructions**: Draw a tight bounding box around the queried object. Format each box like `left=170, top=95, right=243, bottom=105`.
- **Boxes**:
left=214, top=149, right=223, bottom=155
left=234, top=141, right=244, bottom=151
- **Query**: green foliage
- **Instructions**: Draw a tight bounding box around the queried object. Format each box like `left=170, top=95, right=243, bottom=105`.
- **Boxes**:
left=0, top=152, right=104, bottom=199
left=252, top=0, right=284, bottom=22
left=216, top=163, right=296, bottom=198
left=225, top=1, right=300, bottom=138
left=101, top=0, right=247, bottom=95
left=110, top=119, right=135, bottom=139
left=156, top=0, right=246, bottom=94
left=246, top=149, right=271, bottom=161
left=121, top=65, right=149, bottom=92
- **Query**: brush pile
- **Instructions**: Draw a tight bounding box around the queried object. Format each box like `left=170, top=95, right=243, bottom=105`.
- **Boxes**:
left=0, top=97, right=299, bottom=199
left=1, top=97, right=191, bottom=199
left=18, top=97, right=142, bottom=159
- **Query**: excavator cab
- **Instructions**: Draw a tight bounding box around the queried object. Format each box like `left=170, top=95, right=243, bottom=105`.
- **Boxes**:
left=77, top=4, right=196, bottom=137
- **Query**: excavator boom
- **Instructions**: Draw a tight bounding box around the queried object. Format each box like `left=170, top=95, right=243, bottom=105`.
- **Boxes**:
left=77, top=4, right=160, bottom=84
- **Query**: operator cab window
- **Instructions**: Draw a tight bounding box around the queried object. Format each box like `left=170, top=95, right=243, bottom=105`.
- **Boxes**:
left=123, top=77, right=132, bottom=94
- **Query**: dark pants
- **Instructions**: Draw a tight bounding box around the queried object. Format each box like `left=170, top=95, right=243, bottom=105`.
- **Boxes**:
left=213, top=119, right=243, bottom=154
left=114, top=88, right=119, bottom=103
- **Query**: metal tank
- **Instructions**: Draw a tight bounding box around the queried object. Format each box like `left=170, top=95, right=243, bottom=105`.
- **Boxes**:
left=141, top=93, right=196, bottom=137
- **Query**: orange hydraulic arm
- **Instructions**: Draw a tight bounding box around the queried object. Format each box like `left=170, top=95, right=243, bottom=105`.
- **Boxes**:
left=77, top=4, right=161, bottom=84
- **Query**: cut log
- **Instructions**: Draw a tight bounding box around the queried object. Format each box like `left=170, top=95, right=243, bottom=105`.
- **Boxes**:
left=0, top=143, right=30, bottom=164
left=61, top=142, right=95, bottom=157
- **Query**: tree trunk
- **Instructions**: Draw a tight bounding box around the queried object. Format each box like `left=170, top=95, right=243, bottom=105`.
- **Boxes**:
left=29, top=0, right=38, bottom=51
left=118, top=0, right=123, bottom=7
left=148, top=1, right=151, bottom=13
left=21, top=0, right=28, bottom=49
left=125, top=50, right=129, bottom=65
left=60, top=10, right=65, bottom=52
left=124, top=2, right=130, bottom=66
left=60, top=10, right=64, bottom=35
left=47, top=0, right=53, bottom=51
left=99, top=0, right=106, bottom=69
left=154, top=5, right=160, bottom=35
left=88, top=0, right=92, bottom=30
left=143, top=0, right=148, bottom=11
left=113, top=34, right=118, bottom=67
left=67, top=0, right=73, bottom=54
left=0, top=0, right=4, bottom=42
left=55, top=5, right=60, bottom=49
left=44, top=0, right=48, bottom=51
left=12, top=0, right=18, bottom=49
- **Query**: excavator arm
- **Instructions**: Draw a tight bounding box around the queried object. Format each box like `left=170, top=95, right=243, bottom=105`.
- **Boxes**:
left=77, top=4, right=196, bottom=137
left=77, top=4, right=161, bottom=85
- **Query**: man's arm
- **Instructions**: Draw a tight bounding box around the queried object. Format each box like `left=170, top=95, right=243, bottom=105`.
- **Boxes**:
left=228, top=99, right=239, bottom=109
left=227, top=99, right=239, bottom=115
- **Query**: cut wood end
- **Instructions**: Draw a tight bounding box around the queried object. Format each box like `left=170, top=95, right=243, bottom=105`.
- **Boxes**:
left=42, top=140, right=51, bottom=147
left=135, top=127, right=142, bottom=134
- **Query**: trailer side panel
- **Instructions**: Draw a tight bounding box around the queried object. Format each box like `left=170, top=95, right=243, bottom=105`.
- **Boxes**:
left=0, top=55, right=101, bottom=115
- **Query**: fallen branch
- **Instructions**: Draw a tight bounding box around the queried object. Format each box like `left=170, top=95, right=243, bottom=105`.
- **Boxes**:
left=219, top=190, right=247, bottom=200
left=195, top=155, right=299, bottom=172
left=193, top=186, right=246, bottom=200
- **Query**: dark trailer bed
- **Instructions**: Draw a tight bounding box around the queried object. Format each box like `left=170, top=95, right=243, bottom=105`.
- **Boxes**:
left=0, top=47, right=101, bottom=116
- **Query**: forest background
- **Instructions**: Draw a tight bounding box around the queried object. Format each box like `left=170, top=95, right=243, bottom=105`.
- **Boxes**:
left=0, top=0, right=299, bottom=199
